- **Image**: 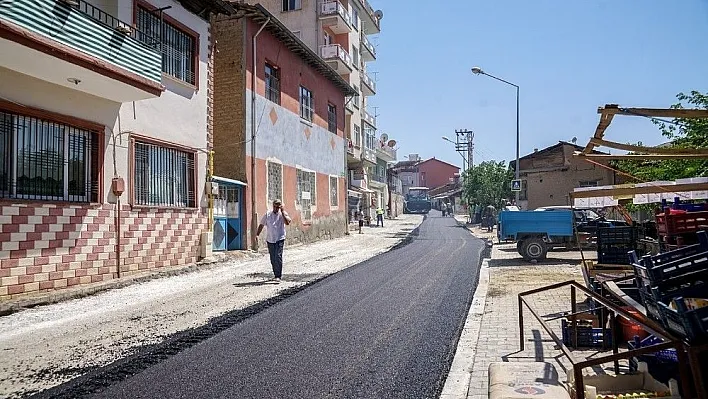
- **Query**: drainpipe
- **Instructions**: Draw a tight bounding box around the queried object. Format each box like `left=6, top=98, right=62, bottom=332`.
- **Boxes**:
left=251, top=17, right=270, bottom=251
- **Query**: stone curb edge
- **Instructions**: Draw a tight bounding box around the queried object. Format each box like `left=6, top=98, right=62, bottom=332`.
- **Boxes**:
left=440, top=218, right=492, bottom=399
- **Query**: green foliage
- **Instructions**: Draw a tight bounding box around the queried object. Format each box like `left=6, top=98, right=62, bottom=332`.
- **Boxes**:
left=462, top=160, right=514, bottom=208
left=613, top=91, right=708, bottom=181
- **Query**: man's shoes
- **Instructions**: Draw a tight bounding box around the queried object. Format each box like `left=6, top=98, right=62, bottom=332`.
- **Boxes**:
left=274, top=278, right=281, bottom=283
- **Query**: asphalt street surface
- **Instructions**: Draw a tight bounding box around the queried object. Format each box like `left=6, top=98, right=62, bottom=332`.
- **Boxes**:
left=40, top=212, right=485, bottom=399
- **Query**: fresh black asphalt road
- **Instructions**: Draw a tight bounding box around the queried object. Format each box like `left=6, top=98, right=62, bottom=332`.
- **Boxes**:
left=85, top=213, right=484, bottom=399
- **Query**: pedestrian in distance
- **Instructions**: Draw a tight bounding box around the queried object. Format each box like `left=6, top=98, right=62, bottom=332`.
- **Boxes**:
left=447, top=202, right=453, bottom=217
left=256, top=199, right=292, bottom=283
left=376, top=207, right=384, bottom=227
left=357, top=210, right=364, bottom=234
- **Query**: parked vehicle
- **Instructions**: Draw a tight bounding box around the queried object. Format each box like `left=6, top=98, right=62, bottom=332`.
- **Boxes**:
left=498, top=209, right=577, bottom=261
left=534, top=206, right=630, bottom=241
left=404, top=187, right=432, bottom=214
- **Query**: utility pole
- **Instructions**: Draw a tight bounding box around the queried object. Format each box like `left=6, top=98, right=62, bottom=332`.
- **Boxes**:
left=454, top=129, right=474, bottom=175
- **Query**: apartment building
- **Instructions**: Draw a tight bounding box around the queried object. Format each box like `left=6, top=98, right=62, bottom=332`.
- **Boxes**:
left=0, top=0, right=233, bottom=299
left=212, top=4, right=356, bottom=248
left=246, top=0, right=382, bottom=221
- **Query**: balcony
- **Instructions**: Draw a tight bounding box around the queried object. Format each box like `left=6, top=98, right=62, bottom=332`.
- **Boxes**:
left=361, top=33, right=376, bottom=61
left=362, top=147, right=376, bottom=165
left=362, top=109, right=376, bottom=128
left=319, top=1, right=352, bottom=35
left=353, top=0, right=381, bottom=34
left=320, top=44, right=353, bottom=74
left=361, top=71, right=376, bottom=96
left=376, top=145, right=396, bottom=162
left=0, top=0, right=163, bottom=102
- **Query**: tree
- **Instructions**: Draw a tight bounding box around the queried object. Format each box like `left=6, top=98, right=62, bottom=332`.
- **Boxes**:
left=462, top=160, right=514, bottom=208
left=613, top=91, right=708, bottom=181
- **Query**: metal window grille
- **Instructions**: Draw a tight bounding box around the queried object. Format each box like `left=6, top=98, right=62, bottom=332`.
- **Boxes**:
left=0, top=110, right=99, bottom=202
left=134, top=142, right=195, bottom=207
left=296, top=169, right=315, bottom=220
left=137, top=7, right=195, bottom=85
left=282, top=0, right=302, bottom=11
left=299, top=86, right=313, bottom=121
left=330, top=176, right=338, bottom=206
left=267, top=162, right=283, bottom=202
left=265, top=63, right=281, bottom=104
left=327, top=104, right=337, bottom=133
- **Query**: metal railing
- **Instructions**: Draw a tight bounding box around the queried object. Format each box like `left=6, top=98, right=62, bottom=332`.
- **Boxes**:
left=320, top=44, right=352, bottom=67
left=361, top=71, right=376, bottom=93
left=363, top=110, right=376, bottom=127
left=361, top=33, right=376, bottom=57
left=66, top=0, right=160, bottom=49
left=319, top=1, right=352, bottom=26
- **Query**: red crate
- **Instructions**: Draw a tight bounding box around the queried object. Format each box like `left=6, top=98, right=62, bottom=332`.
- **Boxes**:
left=655, top=210, right=708, bottom=236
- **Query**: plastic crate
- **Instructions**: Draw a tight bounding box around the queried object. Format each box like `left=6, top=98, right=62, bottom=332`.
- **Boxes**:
left=598, top=247, right=634, bottom=264
left=561, top=319, right=613, bottom=347
left=638, top=286, right=665, bottom=323
left=656, top=211, right=708, bottom=236
left=597, top=226, right=638, bottom=246
left=658, top=296, right=708, bottom=344
left=630, top=231, right=708, bottom=267
left=635, top=251, right=708, bottom=286
left=627, top=335, right=680, bottom=386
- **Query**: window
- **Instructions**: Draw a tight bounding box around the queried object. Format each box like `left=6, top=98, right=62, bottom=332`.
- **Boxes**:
left=354, top=124, right=361, bottom=146
left=265, top=63, right=280, bottom=104
left=299, top=86, right=314, bottom=121
left=137, top=6, right=197, bottom=85
left=329, top=176, right=338, bottom=207
left=282, top=0, right=301, bottom=11
left=0, top=110, right=99, bottom=202
left=351, top=7, right=359, bottom=30
left=134, top=141, right=195, bottom=208
left=352, top=85, right=360, bottom=109
left=364, top=126, right=376, bottom=150
left=297, top=169, right=316, bottom=221
left=352, top=46, right=359, bottom=69
left=327, top=104, right=337, bottom=133
left=579, top=180, right=599, bottom=188
left=267, top=161, right=283, bottom=202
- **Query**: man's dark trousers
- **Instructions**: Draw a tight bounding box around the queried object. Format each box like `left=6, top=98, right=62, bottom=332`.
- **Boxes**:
left=377, top=214, right=383, bottom=227
left=267, top=239, right=285, bottom=278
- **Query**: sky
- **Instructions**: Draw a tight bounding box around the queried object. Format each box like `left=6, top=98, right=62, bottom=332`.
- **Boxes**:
left=366, top=0, right=708, bottom=169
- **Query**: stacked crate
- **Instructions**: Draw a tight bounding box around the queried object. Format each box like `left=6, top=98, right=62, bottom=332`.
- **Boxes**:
left=597, top=226, right=639, bottom=265
left=655, top=198, right=708, bottom=250
left=630, top=232, right=708, bottom=344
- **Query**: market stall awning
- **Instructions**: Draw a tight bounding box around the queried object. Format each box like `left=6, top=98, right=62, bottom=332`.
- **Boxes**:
left=571, top=178, right=708, bottom=206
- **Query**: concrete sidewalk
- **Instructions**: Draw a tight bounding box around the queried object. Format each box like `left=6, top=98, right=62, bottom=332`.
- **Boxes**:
left=444, top=217, right=611, bottom=399
left=0, top=214, right=423, bottom=399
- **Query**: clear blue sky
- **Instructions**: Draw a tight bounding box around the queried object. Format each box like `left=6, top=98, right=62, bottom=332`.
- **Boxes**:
left=367, top=0, right=708, bottom=169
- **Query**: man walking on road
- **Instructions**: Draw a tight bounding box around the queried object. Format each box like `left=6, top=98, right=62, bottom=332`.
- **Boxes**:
left=256, top=199, right=292, bottom=283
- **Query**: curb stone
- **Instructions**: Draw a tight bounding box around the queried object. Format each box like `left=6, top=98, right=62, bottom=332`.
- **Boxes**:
left=441, top=217, right=492, bottom=398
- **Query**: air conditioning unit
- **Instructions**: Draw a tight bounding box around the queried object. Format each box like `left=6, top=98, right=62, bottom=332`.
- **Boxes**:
left=115, top=25, right=132, bottom=34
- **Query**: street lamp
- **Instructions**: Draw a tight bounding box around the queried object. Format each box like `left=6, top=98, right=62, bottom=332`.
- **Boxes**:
left=471, top=66, right=520, bottom=202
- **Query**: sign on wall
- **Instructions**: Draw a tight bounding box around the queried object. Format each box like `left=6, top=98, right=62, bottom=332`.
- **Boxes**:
left=511, top=179, right=522, bottom=192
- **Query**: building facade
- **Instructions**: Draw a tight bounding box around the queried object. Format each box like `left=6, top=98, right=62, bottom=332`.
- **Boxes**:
left=213, top=4, right=356, bottom=249
left=417, top=157, right=460, bottom=191
left=512, top=141, right=616, bottom=210
left=247, top=0, right=382, bottom=224
left=0, top=0, right=232, bottom=299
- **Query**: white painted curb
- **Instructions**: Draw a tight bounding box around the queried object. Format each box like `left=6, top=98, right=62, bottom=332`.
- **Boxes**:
left=440, top=255, right=490, bottom=399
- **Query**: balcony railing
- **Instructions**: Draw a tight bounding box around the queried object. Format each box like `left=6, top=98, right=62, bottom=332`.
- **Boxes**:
left=361, top=71, right=376, bottom=94
left=347, top=139, right=355, bottom=154
left=320, top=44, right=352, bottom=67
left=372, top=173, right=386, bottom=183
left=320, top=1, right=352, bottom=26
left=72, top=0, right=160, bottom=48
left=361, top=33, right=376, bottom=58
left=363, top=110, right=376, bottom=128
left=1, top=0, right=162, bottom=86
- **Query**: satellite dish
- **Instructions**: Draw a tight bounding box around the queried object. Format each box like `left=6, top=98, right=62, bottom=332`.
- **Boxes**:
left=380, top=133, right=389, bottom=142
left=387, top=139, right=397, bottom=147
left=374, top=9, right=383, bottom=20
left=571, top=137, right=578, bottom=144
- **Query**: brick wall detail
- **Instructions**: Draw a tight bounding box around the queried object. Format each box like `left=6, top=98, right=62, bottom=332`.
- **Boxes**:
left=0, top=203, right=206, bottom=299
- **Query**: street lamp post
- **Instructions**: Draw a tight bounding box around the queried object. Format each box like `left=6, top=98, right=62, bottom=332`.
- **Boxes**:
left=471, top=67, right=520, bottom=203
left=442, top=136, right=466, bottom=173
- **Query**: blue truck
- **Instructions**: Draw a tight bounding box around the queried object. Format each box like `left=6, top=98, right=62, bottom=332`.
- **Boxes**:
left=497, top=209, right=576, bottom=261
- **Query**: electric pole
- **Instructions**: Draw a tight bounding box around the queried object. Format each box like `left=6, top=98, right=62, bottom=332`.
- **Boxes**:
left=454, top=129, right=474, bottom=175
